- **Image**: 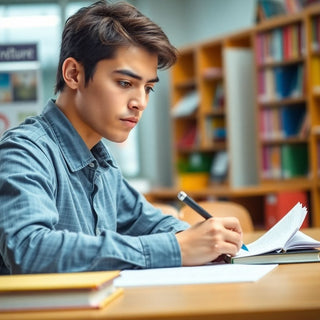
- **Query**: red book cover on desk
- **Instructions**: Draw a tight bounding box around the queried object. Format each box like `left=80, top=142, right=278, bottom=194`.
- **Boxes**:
left=264, top=191, right=309, bottom=229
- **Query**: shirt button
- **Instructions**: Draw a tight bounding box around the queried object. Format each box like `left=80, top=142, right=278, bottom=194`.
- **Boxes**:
left=89, top=162, right=95, bottom=168
left=96, top=228, right=101, bottom=236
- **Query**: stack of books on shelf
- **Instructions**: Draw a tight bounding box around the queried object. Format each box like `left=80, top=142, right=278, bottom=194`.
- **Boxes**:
left=206, top=117, right=226, bottom=143
left=311, top=14, right=320, bottom=52
left=177, top=123, right=199, bottom=149
left=256, top=0, right=287, bottom=22
left=258, top=64, right=305, bottom=103
left=212, top=82, right=224, bottom=110
left=283, top=0, right=314, bottom=14
left=176, top=153, right=212, bottom=190
left=256, top=0, right=320, bottom=23
left=259, top=104, right=307, bottom=140
left=311, top=57, right=320, bottom=94
left=262, top=143, right=308, bottom=179
left=256, top=24, right=304, bottom=64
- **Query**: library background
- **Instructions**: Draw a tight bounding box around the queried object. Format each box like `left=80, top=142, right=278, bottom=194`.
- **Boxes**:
left=1, top=0, right=320, bottom=229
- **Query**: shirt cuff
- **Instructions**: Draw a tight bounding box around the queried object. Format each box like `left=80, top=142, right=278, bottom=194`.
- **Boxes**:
left=139, top=232, right=182, bottom=268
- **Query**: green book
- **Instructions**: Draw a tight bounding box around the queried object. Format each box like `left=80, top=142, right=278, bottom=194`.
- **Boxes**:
left=281, top=144, right=308, bottom=178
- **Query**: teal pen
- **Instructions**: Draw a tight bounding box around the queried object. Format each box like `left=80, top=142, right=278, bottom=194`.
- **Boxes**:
left=177, top=191, right=249, bottom=251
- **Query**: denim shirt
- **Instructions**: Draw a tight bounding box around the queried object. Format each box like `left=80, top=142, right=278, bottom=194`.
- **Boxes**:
left=0, top=99, right=189, bottom=274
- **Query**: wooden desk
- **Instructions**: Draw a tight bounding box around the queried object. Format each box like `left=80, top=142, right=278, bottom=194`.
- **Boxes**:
left=3, top=229, right=320, bottom=320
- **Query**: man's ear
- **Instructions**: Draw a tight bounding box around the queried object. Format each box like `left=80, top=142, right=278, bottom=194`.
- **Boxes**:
left=61, top=57, right=83, bottom=90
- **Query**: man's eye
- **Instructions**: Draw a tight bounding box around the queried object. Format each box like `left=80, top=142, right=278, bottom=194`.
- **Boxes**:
left=145, top=86, right=154, bottom=94
left=118, top=80, right=131, bottom=88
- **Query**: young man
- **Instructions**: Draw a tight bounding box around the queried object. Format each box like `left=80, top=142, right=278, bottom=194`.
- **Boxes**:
left=0, top=0, right=243, bottom=274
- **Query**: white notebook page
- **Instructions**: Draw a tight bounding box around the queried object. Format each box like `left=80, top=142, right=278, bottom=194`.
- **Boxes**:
left=114, top=264, right=277, bottom=287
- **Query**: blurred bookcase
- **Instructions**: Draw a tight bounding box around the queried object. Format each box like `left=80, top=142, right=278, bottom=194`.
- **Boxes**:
left=140, top=6, right=320, bottom=228
left=170, top=31, right=258, bottom=193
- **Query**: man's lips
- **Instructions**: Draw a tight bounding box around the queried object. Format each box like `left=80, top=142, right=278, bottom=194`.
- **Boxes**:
left=120, top=117, right=139, bottom=128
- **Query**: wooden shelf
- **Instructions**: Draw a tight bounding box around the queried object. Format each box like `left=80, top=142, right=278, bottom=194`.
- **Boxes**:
left=258, top=97, right=306, bottom=107
left=257, top=57, right=305, bottom=69
left=261, top=137, right=309, bottom=145
left=173, top=79, right=196, bottom=90
left=146, top=179, right=312, bottom=201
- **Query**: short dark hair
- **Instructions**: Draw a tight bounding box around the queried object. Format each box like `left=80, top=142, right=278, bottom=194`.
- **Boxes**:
left=55, top=0, right=177, bottom=94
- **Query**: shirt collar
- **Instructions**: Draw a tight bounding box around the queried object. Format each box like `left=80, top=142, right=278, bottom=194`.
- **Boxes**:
left=42, top=99, right=117, bottom=172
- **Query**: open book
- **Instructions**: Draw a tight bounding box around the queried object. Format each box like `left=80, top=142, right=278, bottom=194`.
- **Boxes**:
left=227, top=202, right=320, bottom=264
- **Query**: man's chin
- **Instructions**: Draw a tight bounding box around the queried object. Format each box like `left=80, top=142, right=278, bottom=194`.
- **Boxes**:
left=104, top=134, right=129, bottom=144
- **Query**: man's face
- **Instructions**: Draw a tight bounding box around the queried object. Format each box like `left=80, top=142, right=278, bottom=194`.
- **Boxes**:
left=73, top=46, right=159, bottom=148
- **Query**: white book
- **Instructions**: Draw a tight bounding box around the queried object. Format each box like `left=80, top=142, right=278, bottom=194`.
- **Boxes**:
left=171, top=91, right=199, bottom=118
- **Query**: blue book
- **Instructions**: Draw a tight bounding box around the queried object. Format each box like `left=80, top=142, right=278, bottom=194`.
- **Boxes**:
left=280, top=105, right=306, bottom=137
left=275, top=66, right=299, bottom=99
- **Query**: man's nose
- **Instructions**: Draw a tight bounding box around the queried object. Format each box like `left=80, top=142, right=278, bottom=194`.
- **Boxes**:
left=128, top=89, right=148, bottom=111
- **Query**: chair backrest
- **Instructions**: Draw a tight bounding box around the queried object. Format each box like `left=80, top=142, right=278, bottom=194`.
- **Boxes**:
left=179, top=200, right=254, bottom=233
left=152, top=202, right=180, bottom=219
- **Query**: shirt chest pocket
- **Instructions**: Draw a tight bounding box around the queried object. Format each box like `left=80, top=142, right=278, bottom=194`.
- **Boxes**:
left=92, top=174, right=118, bottom=233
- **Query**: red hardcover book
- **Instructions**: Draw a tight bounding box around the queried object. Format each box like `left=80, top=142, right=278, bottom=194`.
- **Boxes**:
left=177, top=124, right=197, bottom=149
left=264, top=191, right=309, bottom=229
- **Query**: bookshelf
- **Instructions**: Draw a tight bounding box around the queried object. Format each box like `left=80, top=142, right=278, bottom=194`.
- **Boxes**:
left=307, top=5, right=320, bottom=227
left=254, top=14, right=309, bottom=184
left=146, top=4, right=320, bottom=228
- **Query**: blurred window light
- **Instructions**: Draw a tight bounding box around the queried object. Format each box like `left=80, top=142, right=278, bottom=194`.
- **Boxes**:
left=0, top=4, right=61, bottom=68
left=0, top=15, right=60, bottom=29
left=66, top=1, right=92, bottom=17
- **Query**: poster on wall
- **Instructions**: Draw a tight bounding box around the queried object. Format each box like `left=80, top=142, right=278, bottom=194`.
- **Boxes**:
left=0, top=44, right=42, bottom=136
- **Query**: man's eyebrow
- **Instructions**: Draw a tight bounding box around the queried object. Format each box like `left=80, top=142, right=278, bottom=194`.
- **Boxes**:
left=113, top=69, right=159, bottom=83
